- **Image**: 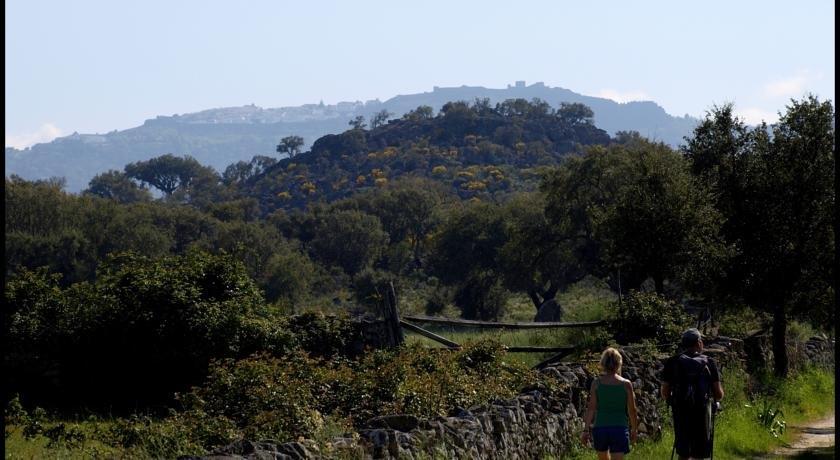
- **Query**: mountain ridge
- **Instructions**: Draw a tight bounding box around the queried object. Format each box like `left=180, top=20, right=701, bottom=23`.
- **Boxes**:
left=6, top=82, right=699, bottom=192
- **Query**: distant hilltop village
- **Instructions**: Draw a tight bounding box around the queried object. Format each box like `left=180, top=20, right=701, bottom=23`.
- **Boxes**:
left=153, top=82, right=556, bottom=126
left=152, top=100, right=375, bottom=125
left=431, top=81, right=544, bottom=91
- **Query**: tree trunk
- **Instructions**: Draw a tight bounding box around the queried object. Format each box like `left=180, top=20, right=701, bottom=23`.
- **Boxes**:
left=544, top=280, right=560, bottom=304
left=411, top=238, right=423, bottom=268
left=527, top=289, right=542, bottom=310
left=772, top=303, right=789, bottom=378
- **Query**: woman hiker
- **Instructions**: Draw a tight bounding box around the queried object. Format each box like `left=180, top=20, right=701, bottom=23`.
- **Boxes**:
left=581, top=347, right=639, bottom=459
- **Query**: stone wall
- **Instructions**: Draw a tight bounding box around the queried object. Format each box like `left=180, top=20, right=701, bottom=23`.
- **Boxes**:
left=197, top=335, right=832, bottom=460
left=802, top=336, right=834, bottom=368
left=742, top=330, right=834, bottom=375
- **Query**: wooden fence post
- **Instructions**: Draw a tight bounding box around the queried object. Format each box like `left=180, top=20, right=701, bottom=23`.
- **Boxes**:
left=382, top=281, right=404, bottom=347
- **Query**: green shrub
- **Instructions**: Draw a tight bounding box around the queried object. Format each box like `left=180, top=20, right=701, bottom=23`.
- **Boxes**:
left=164, top=339, right=541, bottom=448
left=351, top=268, right=393, bottom=309
left=453, top=275, right=508, bottom=320
left=188, top=353, right=322, bottom=442
left=716, top=306, right=769, bottom=338
left=612, top=291, right=689, bottom=344
left=42, top=423, right=86, bottom=448
left=4, top=250, right=277, bottom=409
left=107, top=413, right=218, bottom=458
left=425, top=284, right=454, bottom=316
left=284, top=311, right=363, bottom=358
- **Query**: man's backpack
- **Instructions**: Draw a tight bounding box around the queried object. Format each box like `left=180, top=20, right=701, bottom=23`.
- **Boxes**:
left=672, top=353, right=713, bottom=411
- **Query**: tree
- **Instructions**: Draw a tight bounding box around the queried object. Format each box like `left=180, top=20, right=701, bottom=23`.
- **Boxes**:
left=85, top=170, right=152, bottom=203
left=498, top=192, right=587, bottom=314
left=277, top=135, right=305, bottom=158
left=427, top=201, right=507, bottom=285
left=370, top=109, right=393, bottom=129
left=169, top=163, right=226, bottom=209
left=557, top=102, right=595, bottom=126
left=403, top=105, right=434, bottom=121
left=124, top=154, right=208, bottom=196
left=349, top=115, right=367, bottom=130
left=223, top=155, right=277, bottom=185
left=542, top=141, right=726, bottom=297
left=426, top=201, right=512, bottom=319
left=309, top=210, right=388, bottom=276
left=596, top=142, right=726, bottom=295
left=685, top=97, right=835, bottom=377
left=260, top=241, right=317, bottom=305
left=370, top=180, right=443, bottom=266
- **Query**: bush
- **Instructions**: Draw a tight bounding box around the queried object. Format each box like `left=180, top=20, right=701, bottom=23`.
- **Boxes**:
left=186, top=354, right=323, bottom=443
left=284, top=312, right=363, bottom=358
left=161, top=340, right=542, bottom=449
left=453, top=275, right=508, bottom=320
left=425, top=284, right=455, bottom=316
left=351, top=268, right=393, bottom=309
left=3, top=250, right=280, bottom=410
left=612, top=291, right=689, bottom=345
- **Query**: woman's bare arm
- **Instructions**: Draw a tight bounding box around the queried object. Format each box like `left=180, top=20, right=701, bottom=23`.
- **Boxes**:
left=625, top=380, right=639, bottom=440
left=579, top=379, right=599, bottom=444
left=583, top=380, right=598, bottom=430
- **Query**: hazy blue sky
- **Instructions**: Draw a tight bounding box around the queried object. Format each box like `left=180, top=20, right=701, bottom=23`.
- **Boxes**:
left=5, top=0, right=835, bottom=148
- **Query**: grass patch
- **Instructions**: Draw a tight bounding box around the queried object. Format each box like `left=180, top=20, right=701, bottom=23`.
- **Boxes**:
left=4, top=418, right=151, bottom=459
left=404, top=276, right=617, bottom=368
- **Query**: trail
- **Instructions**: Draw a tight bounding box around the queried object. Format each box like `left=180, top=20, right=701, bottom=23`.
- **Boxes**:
left=759, top=413, right=834, bottom=459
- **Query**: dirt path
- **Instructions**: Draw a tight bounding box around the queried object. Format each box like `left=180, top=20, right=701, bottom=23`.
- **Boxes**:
left=760, top=413, right=834, bottom=459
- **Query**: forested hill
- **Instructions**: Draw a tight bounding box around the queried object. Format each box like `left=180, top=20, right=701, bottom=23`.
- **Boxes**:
left=231, top=98, right=612, bottom=213
left=5, top=82, right=698, bottom=192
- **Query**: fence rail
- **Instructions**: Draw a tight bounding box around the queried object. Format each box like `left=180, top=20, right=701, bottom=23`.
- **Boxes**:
left=381, top=285, right=606, bottom=368
left=399, top=320, right=461, bottom=348
left=402, top=315, right=606, bottom=329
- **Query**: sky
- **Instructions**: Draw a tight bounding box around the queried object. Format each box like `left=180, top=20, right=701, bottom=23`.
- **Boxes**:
left=5, top=0, right=835, bottom=149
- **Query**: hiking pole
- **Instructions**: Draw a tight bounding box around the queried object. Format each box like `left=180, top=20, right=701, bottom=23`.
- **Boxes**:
left=669, top=398, right=676, bottom=460
left=710, top=401, right=720, bottom=460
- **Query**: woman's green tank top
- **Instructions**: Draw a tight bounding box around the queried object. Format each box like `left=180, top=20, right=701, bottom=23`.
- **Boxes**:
left=594, top=380, right=629, bottom=427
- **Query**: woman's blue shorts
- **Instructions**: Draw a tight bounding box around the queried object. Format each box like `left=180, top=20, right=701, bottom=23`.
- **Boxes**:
left=592, top=426, right=630, bottom=453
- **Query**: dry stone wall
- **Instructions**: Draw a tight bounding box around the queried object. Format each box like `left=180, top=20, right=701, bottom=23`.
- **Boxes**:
left=194, top=335, right=833, bottom=460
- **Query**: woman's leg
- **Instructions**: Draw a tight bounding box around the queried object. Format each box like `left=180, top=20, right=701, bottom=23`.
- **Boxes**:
left=596, top=451, right=611, bottom=460
left=610, top=453, right=624, bottom=460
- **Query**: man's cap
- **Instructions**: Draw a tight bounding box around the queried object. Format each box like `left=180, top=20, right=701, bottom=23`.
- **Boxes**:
left=681, top=328, right=702, bottom=347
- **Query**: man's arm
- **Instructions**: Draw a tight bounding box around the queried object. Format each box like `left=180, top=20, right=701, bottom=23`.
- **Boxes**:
left=660, top=357, right=674, bottom=402
left=712, top=381, right=724, bottom=401
left=708, top=358, right=723, bottom=401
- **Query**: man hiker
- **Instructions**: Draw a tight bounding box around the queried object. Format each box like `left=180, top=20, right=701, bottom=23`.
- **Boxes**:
left=660, top=328, right=724, bottom=460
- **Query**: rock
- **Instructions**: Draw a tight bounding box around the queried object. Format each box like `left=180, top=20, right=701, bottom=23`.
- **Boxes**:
left=448, top=406, right=474, bottom=418
left=276, top=442, right=317, bottom=459
left=367, top=414, right=420, bottom=432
